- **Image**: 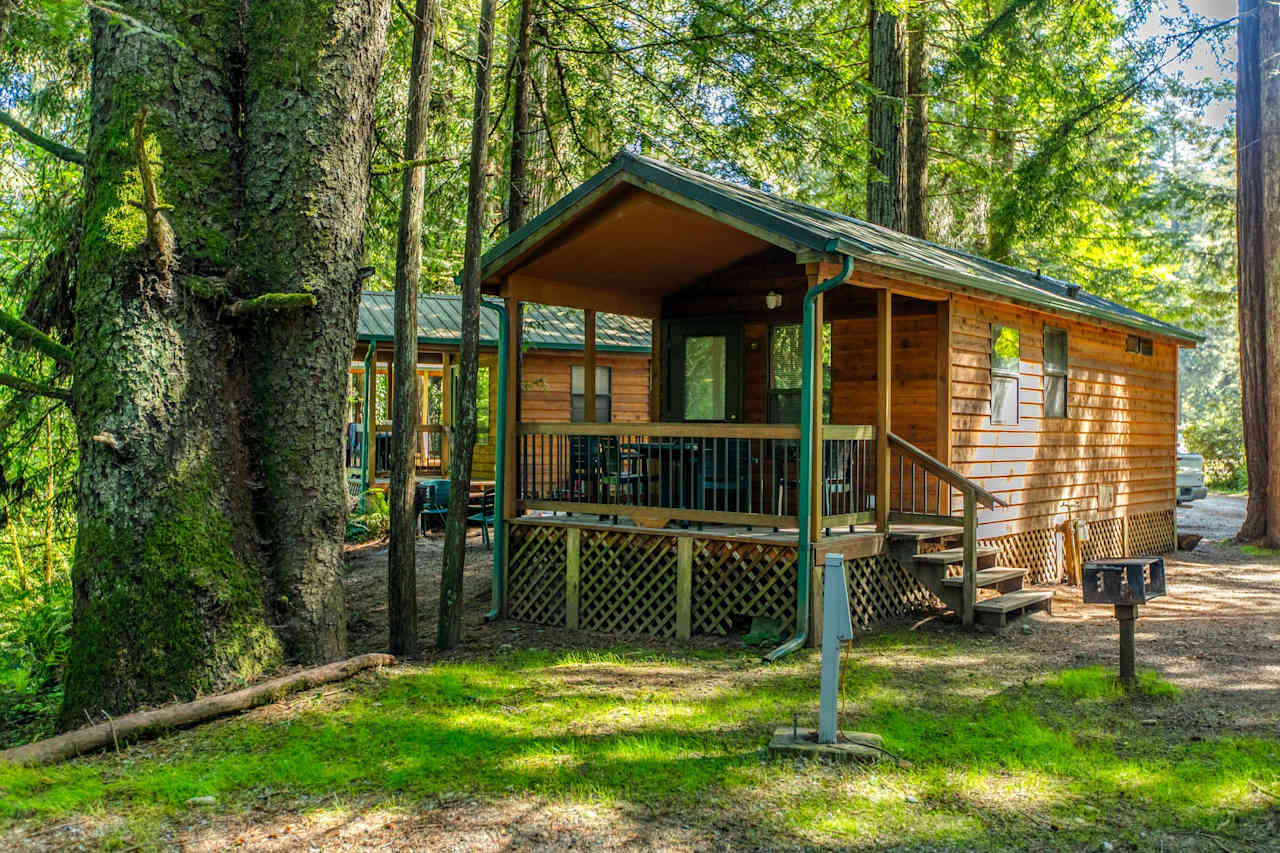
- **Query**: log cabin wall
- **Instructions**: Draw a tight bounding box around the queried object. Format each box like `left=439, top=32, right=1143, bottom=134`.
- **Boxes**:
left=948, top=293, right=1179, bottom=545
left=519, top=350, right=652, bottom=423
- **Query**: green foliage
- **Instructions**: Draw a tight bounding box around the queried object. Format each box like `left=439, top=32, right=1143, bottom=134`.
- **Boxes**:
left=347, top=489, right=391, bottom=542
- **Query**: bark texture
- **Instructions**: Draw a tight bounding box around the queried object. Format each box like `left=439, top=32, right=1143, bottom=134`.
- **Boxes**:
left=1237, top=0, right=1271, bottom=543
left=438, top=0, right=496, bottom=649
left=866, top=1, right=906, bottom=230
left=64, top=0, right=391, bottom=724
left=507, top=0, right=536, bottom=234
left=1260, top=0, right=1280, bottom=548
left=905, top=2, right=928, bottom=239
left=389, top=0, right=438, bottom=657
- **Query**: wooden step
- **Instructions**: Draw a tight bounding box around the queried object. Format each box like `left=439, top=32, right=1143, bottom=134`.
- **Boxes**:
left=974, top=589, right=1054, bottom=627
left=885, top=525, right=962, bottom=543
left=913, top=546, right=1000, bottom=565
left=940, top=567, right=1026, bottom=589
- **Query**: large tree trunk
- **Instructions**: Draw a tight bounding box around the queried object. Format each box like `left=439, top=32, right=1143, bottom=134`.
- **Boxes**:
left=507, top=0, right=536, bottom=234
left=1261, top=0, right=1280, bottom=547
left=438, top=0, right=497, bottom=649
left=389, top=0, right=439, bottom=658
left=64, top=0, right=391, bottom=724
left=904, top=2, right=928, bottom=239
left=866, top=1, right=906, bottom=230
left=1237, top=0, right=1271, bottom=543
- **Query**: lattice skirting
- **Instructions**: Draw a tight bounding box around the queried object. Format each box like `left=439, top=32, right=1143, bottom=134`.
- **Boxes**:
left=844, top=554, right=936, bottom=629
left=1081, top=516, right=1125, bottom=563
left=692, top=539, right=798, bottom=635
left=507, top=523, right=567, bottom=626
left=1127, top=508, right=1176, bottom=555
left=579, top=528, right=679, bottom=636
left=980, top=528, right=1061, bottom=584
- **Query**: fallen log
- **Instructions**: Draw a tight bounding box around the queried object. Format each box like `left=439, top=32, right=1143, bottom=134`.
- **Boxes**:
left=1, top=653, right=396, bottom=766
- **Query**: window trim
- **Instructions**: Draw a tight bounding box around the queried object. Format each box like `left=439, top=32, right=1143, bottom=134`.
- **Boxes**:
left=990, top=323, right=1020, bottom=426
left=1043, top=326, right=1068, bottom=420
left=1125, top=333, right=1153, bottom=357
left=570, top=364, right=613, bottom=423
left=766, top=321, right=832, bottom=424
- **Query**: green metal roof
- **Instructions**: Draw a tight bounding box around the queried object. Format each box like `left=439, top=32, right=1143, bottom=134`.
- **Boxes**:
left=480, top=150, right=1202, bottom=344
left=356, top=290, right=651, bottom=352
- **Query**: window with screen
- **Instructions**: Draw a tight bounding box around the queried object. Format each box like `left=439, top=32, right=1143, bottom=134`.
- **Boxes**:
left=768, top=323, right=831, bottom=423
left=1126, top=334, right=1153, bottom=356
left=570, top=365, right=612, bottom=423
left=1043, top=327, right=1068, bottom=419
left=451, top=365, right=490, bottom=444
left=991, top=324, right=1020, bottom=425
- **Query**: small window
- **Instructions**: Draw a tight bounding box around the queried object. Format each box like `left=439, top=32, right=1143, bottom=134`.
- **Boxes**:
left=991, top=324, right=1020, bottom=425
left=450, top=365, right=490, bottom=444
left=571, top=365, right=612, bottom=423
left=767, top=323, right=831, bottom=423
left=1126, top=334, right=1153, bottom=356
left=1043, top=327, right=1068, bottom=419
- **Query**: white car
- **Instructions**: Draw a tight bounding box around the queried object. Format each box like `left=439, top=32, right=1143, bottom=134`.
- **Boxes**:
left=1177, top=451, right=1208, bottom=503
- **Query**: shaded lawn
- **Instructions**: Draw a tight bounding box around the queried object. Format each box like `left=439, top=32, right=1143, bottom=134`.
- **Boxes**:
left=2, top=633, right=1278, bottom=851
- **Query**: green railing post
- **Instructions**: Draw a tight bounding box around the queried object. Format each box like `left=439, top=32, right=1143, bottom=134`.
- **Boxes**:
left=480, top=297, right=508, bottom=621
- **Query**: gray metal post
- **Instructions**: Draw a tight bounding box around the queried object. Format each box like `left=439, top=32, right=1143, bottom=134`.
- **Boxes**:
left=818, top=553, right=855, bottom=744
left=1115, top=603, right=1136, bottom=691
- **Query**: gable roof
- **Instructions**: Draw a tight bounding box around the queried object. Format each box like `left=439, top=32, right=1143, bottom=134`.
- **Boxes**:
left=356, top=290, right=651, bottom=352
left=480, top=150, right=1200, bottom=344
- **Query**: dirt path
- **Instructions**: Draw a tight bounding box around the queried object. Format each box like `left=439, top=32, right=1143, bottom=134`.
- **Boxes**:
left=1177, top=492, right=1248, bottom=542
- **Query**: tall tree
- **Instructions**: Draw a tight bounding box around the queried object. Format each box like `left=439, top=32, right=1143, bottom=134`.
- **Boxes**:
left=389, top=0, right=439, bottom=657
left=438, top=0, right=497, bottom=649
left=866, top=0, right=906, bottom=229
left=507, top=0, right=537, bottom=234
left=905, top=1, right=928, bottom=238
left=1237, top=0, right=1280, bottom=545
left=61, top=0, right=391, bottom=723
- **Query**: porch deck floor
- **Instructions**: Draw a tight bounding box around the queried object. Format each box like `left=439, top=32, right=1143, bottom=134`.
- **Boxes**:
left=513, top=512, right=961, bottom=549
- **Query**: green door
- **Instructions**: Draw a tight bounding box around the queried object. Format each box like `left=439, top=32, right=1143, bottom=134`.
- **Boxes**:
left=664, top=318, right=744, bottom=422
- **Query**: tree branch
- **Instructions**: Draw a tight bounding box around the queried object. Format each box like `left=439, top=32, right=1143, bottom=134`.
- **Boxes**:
left=371, top=155, right=456, bottom=176
left=0, top=310, right=74, bottom=367
left=0, top=373, right=70, bottom=402
left=227, top=292, right=317, bottom=316
left=0, top=111, right=85, bottom=165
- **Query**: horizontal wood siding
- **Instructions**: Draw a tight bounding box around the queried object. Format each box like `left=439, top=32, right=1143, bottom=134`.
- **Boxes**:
left=520, top=350, right=652, bottom=423
left=949, top=295, right=1178, bottom=539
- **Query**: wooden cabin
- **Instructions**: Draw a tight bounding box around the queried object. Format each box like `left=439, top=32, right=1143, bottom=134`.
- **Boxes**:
left=474, top=152, right=1199, bottom=651
left=349, top=290, right=651, bottom=494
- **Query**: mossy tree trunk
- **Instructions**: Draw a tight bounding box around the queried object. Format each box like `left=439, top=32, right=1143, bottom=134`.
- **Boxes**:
left=64, top=0, right=391, bottom=725
left=866, top=1, right=906, bottom=230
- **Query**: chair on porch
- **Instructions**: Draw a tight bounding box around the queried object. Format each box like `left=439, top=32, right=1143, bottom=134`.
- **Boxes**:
left=700, top=437, right=753, bottom=527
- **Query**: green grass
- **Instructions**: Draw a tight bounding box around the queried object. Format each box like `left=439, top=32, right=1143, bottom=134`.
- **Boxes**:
left=1, top=636, right=1277, bottom=850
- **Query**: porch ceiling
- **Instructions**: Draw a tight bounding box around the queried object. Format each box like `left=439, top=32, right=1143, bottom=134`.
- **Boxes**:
left=490, top=185, right=773, bottom=316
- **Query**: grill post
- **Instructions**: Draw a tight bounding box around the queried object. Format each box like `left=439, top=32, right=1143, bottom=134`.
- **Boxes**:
left=1115, top=603, right=1136, bottom=691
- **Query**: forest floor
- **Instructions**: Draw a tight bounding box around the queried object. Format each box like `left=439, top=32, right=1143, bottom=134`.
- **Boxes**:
left=2, top=511, right=1278, bottom=851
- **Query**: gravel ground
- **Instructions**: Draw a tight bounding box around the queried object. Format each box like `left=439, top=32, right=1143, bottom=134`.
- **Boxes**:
left=1177, top=492, right=1248, bottom=542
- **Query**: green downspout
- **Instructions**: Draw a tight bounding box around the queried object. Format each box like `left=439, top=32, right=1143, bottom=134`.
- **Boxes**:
left=480, top=298, right=509, bottom=621
left=360, top=344, right=375, bottom=511
left=765, top=253, right=853, bottom=662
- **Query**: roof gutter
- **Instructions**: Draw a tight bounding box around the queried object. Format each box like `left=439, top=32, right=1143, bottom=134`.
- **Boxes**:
left=765, top=252, right=853, bottom=662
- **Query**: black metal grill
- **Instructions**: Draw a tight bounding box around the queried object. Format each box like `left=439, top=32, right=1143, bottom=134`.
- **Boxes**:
left=1083, top=557, right=1166, bottom=606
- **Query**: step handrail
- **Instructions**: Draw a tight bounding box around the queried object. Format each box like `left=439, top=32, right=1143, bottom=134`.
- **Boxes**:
left=886, top=432, right=1006, bottom=510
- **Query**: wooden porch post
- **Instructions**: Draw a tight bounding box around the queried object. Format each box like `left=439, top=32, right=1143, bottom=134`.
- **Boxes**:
left=809, top=288, right=825, bottom=542
left=649, top=316, right=663, bottom=422
left=441, top=350, right=452, bottom=472
left=584, top=309, right=597, bottom=422
left=936, top=298, right=952, bottom=514
left=876, top=290, right=892, bottom=531
left=505, top=297, right=520, bottom=519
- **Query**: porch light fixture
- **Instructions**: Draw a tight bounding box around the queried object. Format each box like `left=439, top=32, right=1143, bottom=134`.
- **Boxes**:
left=765, top=291, right=782, bottom=310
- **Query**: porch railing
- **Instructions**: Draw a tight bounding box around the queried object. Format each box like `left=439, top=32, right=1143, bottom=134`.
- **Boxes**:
left=818, top=425, right=876, bottom=529
left=887, top=432, right=1006, bottom=626
left=366, top=422, right=445, bottom=477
